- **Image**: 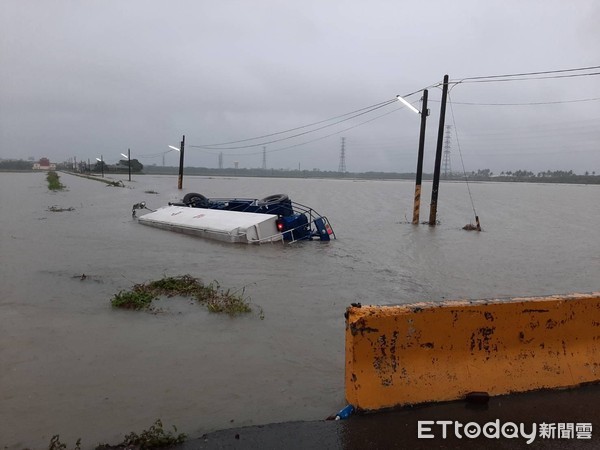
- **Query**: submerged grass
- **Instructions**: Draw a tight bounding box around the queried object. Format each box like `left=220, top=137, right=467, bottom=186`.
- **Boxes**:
left=47, top=171, right=66, bottom=190
left=48, top=419, right=185, bottom=449
left=111, top=274, right=251, bottom=315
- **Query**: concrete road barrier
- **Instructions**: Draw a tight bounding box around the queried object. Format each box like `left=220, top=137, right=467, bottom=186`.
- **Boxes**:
left=345, top=292, right=600, bottom=411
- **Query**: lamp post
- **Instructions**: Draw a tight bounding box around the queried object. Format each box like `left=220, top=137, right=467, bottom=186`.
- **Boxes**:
left=120, top=149, right=131, bottom=182
left=95, top=155, right=104, bottom=178
left=169, top=134, right=185, bottom=189
left=397, top=92, right=429, bottom=224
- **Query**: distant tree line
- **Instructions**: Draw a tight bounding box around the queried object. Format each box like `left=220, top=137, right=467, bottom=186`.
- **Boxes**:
left=1, top=159, right=598, bottom=184
left=143, top=165, right=600, bottom=184
left=143, top=165, right=418, bottom=180
left=443, top=168, right=599, bottom=184
left=0, top=158, right=143, bottom=173
left=0, top=159, right=35, bottom=171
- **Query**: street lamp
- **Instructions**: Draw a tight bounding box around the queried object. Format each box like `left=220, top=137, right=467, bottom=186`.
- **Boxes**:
left=169, top=135, right=185, bottom=189
left=95, top=155, right=104, bottom=178
left=397, top=93, right=429, bottom=224
left=120, top=148, right=131, bottom=182
left=396, top=95, right=420, bottom=115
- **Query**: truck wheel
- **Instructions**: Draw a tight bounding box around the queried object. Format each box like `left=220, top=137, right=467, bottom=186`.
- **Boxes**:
left=258, top=194, right=289, bottom=205
left=183, top=192, right=208, bottom=207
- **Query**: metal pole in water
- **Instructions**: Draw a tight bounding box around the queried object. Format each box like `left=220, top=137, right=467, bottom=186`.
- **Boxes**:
left=127, top=148, right=131, bottom=182
left=412, top=89, right=428, bottom=224
left=429, top=75, right=449, bottom=226
left=178, top=135, right=185, bottom=190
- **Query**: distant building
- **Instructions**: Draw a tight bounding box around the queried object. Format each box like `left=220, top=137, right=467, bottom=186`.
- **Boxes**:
left=33, top=157, right=56, bottom=170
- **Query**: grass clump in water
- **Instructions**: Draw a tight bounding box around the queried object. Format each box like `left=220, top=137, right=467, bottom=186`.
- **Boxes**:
left=111, top=274, right=251, bottom=316
left=48, top=419, right=185, bottom=449
left=47, top=171, right=66, bottom=190
left=204, top=282, right=251, bottom=314
left=110, top=289, right=155, bottom=310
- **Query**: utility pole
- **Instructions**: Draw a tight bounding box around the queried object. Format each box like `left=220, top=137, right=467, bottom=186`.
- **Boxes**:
left=262, top=147, right=267, bottom=170
left=218, top=152, right=223, bottom=169
left=127, top=148, right=131, bottom=182
left=177, top=135, right=185, bottom=190
left=429, top=75, right=449, bottom=226
left=412, top=89, right=429, bottom=224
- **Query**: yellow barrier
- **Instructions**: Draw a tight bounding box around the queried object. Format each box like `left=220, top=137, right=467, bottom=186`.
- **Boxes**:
left=345, top=292, right=600, bottom=411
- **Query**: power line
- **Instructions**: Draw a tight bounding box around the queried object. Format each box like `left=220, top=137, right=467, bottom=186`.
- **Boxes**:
left=187, top=86, right=433, bottom=152
left=216, top=104, right=412, bottom=157
left=455, top=72, right=600, bottom=85
left=453, top=65, right=600, bottom=82
left=190, top=98, right=398, bottom=149
left=184, top=65, right=600, bottom=160
left=429, top=96, right=600, bottom=106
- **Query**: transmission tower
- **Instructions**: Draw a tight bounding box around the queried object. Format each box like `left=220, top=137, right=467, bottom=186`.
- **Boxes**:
left=338, top=137, right=346, bottom=173
left=442, top=125, right=452, bottom=178
left=218, top=152, right=223, bottom=169
left=262, top=146, right=267, bottom=170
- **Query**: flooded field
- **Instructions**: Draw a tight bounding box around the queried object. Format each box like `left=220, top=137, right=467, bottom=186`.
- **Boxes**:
left=1, top=171, right=598, bottom=448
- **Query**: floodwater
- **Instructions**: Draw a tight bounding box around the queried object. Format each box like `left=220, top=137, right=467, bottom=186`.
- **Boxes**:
left=1, top=172, right=598, bottom=448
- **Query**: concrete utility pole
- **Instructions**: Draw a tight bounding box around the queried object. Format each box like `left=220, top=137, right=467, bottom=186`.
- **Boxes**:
left=429, top=75, right=449, bottom=226
left=126, top=148, right=131, bottom=182
left=412, top=89, right=429, bottom=224
left=178, top=135, right=185, bottom=190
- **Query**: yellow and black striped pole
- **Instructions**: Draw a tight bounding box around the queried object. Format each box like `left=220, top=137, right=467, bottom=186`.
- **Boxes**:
left=412, top=89, right=428, bottom=224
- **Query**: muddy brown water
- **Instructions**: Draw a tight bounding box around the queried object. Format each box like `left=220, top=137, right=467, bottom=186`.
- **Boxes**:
left=1, top=172, right=598, bottom=448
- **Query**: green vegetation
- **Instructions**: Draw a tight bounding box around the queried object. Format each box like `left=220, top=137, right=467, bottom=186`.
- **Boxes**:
left=46, top=171, right=66, bottom=190
left=48, top=435, right=81, bottom=450
left=100, top=419, right=186, bottom=449
left=141, top=165, right=600, bottom=184
left=446, top=168, right=600, bottom=184
left=0, top=158, right=33, bottom=171
left=48, top=420, right=185, bottom=449
left=111, top=274, right=252, bottom=315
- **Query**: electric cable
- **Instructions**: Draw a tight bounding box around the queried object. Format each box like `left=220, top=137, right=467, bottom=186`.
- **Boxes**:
left=448, top=93, right=478, bottom=220
left=452, top=65, right=600, bottom=82
left=189, top=98, right=399, bottom=150
left=428, top=96, right=600, bottom=106
left=192, top=98, right=399, bottom=147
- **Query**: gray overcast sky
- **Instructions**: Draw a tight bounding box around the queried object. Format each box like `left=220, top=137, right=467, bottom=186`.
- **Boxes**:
left=1, top=0, right=599, bottom=173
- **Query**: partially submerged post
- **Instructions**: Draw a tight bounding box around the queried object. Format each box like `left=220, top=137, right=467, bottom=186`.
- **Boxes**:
left=178, top=135, right=185, bottom=190
left=412, top=89, right=428, bottom=224
left=121, top=149, right=131, bottom=182
left=429, top=75, right=449, bottom=225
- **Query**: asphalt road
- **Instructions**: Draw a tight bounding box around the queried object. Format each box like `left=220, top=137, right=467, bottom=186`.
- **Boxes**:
left=175, top=384, right=600, bottom=449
